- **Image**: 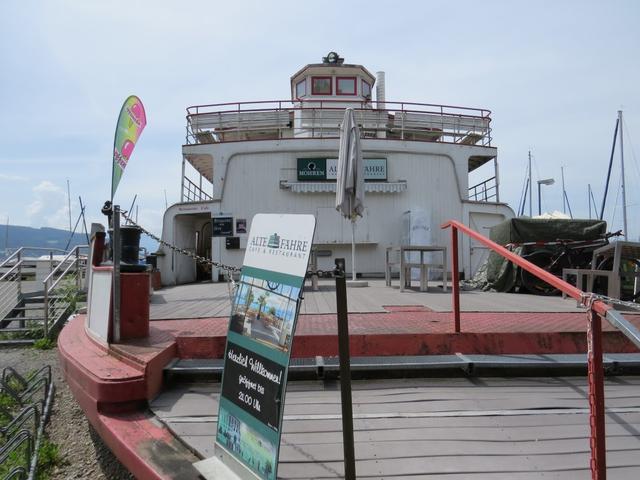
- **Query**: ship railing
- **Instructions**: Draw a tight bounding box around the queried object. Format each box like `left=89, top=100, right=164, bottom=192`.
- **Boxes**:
left=42, top=245, right=88, bottom=338
left=184, top=99, right=492, bottom=147
left=468, top=176, right=497, bottom=202
left=182, top=175, right=212, bottom=203
left=0, top=250, right=23, bottom=323
left=442, top=219, right=640, bottom=479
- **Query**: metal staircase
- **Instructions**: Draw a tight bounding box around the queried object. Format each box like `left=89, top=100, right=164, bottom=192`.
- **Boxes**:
left=0, top=246, right=88, bottom=344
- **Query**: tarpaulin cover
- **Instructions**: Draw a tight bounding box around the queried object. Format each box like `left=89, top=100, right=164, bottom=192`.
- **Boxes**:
left=485, top=218, right=607, bottom=292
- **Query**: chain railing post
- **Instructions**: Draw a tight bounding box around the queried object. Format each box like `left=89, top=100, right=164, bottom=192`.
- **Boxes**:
left=587, top=308, right=606, bottom=479
left=451, top=226, right=461, bottom=333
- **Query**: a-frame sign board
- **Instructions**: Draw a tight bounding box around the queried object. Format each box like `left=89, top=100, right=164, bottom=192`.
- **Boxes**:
left=195, top=213, right=316, bottom=480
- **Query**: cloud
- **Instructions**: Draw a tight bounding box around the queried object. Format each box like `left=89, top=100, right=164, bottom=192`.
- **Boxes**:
left=26, top=180, right=75, bottom=230
left=0, top=173, right=28, bottom=182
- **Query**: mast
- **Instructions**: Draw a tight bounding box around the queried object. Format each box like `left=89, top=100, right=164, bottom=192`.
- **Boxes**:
left=67, top=179, right=72, bottom=232
left=599, top=117, right=619, bottom=220
left=561, top=167, right=566, bottom=214
left=528, top=151, right=532, bottom=217
left=619, top=110, right=628, bottom=240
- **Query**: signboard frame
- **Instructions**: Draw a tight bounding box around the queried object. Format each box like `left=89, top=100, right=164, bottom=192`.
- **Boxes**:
left=297, top=157, right=387, bottom=181
left=213, top=216, right=234, bottom=237
left=212, top=214, right=316, bottom=480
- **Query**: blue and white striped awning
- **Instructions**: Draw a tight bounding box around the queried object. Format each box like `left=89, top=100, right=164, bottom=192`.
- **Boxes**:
left=281, top=181, right=407, bottom=194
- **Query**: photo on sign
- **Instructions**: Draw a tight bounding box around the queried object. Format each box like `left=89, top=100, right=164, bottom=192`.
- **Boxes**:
left=229, top=275, right=300, bottom=353
left=236, top=218, right=247, bottom=234
left=217, top=406, right=277, bottom=480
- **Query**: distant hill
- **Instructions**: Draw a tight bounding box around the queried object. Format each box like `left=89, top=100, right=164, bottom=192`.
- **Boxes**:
left=0, top=224, right=87, bottom=259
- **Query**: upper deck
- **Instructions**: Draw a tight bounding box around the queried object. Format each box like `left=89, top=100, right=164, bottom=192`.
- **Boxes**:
left=178, top=53, right=499, bottom=205
left=184, top=99, right=493, bottom=150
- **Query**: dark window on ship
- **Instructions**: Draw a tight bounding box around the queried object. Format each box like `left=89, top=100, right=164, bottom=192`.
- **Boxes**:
left=296, top=79, right=306, bottom=98
left=311, top=76, right=332, bottom=95
left=362, top=80, right=372, bottom=98
left=336, top=77, right=356, bottom=95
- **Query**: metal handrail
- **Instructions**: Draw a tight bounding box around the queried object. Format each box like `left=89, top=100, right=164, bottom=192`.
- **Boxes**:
left=187, top=98, right=492, bottom=117
left=0, top=259, right=23, bottom=282
left=41, top=245, right=87, bottom=287
left=0, top=248, right=22, bottom=269
left=184, top=99, right=494, bottom=147
left=441, top=219, right=639, bottom=479
left=42, top=245, right=87, bottom=337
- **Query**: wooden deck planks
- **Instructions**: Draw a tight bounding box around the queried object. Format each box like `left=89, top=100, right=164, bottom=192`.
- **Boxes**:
left=150, top=377, right=640, bottom=478
left=149, top=279, right=587, bottom=320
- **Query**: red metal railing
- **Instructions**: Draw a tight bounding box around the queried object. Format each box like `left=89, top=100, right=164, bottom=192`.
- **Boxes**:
left=442, top=219, right=640, bottom=480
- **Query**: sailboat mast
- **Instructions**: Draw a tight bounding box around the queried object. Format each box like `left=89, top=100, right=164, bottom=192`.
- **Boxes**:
left=561, top=167, right=566, bottom=214
left=528, top=151, right=532, bottom=217
left=67, top=179, right=72, bottom=232
left=619, top=110, right=628, bottom=240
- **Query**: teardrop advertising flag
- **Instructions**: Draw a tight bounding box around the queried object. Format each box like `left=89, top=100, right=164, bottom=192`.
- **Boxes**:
left=111, top=96, right=147, bottom=200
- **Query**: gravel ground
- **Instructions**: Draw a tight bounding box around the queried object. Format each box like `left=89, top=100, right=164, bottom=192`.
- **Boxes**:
left=1, top=346, right=134, bottom=480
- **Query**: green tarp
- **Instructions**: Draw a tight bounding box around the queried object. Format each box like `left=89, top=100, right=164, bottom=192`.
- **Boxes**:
left=485, top=218, right=607, bottom=292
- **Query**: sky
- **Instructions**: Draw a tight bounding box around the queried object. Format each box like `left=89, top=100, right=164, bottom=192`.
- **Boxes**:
left=1, top=0, right=639, bottom=242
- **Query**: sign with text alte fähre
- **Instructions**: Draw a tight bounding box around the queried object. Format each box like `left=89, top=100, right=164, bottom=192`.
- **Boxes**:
left=215, top=214, right=316, bottom=480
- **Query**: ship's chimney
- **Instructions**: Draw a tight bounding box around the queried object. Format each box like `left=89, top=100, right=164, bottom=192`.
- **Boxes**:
left=376, top=71, right=386, bottom=109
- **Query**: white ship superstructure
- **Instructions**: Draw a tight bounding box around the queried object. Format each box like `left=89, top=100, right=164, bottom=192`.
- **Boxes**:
left=158, top=52, right=513, bottom=285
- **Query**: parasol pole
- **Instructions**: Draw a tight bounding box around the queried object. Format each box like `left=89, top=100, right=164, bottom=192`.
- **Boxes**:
left=351, top=218, right=356, bottom=281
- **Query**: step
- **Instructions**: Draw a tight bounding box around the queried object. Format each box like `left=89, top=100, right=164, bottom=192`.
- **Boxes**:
left=163, top=353, right=640, bottom=381
left=2, top=316, right=45, bottom=322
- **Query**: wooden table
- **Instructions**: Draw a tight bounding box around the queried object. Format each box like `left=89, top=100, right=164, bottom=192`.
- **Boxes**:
left=385, top=245, right=448, bottom=292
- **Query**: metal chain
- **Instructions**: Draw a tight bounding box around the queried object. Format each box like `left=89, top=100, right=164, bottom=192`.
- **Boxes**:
left=581, top=292, right=640, bottom=311
left=119, top=210, right=240, bottom=299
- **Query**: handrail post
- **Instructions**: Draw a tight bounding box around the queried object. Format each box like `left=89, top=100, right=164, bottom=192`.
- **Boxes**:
left=451, top=226, right=461, bottom=332
left=17, top=250, right=22, bottom=297
left=43, top=279, right=49, bottom=338
left=587, top=309, right=607, bottom=479
left=75, top=247, right=80, bottom=289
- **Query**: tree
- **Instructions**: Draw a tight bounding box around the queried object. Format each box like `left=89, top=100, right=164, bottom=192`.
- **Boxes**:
left=244, top=288, right=255, bottom=312
left=256, top=292, right=269, bottom=320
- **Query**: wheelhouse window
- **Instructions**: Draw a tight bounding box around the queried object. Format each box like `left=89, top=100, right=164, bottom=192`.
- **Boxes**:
left=295, top=79, right=306, bottom=98
left=362, top=80, right=372, bottom=98
left=311, top=76, right=332, bottom=95
left=336, top=77, right=356, bottom=95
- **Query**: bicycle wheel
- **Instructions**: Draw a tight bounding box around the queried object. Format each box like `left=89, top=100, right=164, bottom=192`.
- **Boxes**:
left=594, top=257, right=640, bottom=302
left=519, top=249, right=560, bottom=295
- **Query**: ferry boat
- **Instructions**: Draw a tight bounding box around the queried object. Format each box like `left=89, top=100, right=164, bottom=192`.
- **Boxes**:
left=157, top=52, right=513, bottom=286
left=51, top=53, right=640, bottom=480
